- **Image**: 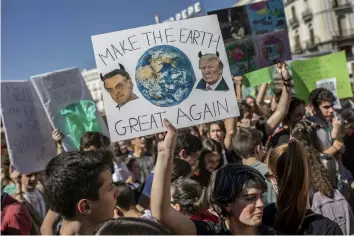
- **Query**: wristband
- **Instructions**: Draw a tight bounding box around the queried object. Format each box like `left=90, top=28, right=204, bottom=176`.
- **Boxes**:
left=332, top=145, right=338, bottom=151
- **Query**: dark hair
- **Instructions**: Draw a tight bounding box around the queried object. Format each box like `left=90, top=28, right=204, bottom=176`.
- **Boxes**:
left=268, top=141, right=310, bottom=234
left=291, top=120, right=334, bottom=198
left=232, top=128, right=263, bottom=158
left=100, top=64, right=131, bottom=83
left=95, top=217, right=171, bottom=235
left=114, top=182, right=136, bottom=210
left=125, top=157, right=137, bottom=172
left=174, top=132, right=202, bottom=157
left=208, top=121, right=226, bottom=134
left=80, top=132, right=110, bottom=151
left=197, top=139, right=223, bottom=186
left=206, top=164, right=267, bottom=217
left=308, top=88, right=335, bottom=109
left=341, top=108, right=354, bottom=129
left=43, top=150, right=114, bottom=219
left=285, top=97, right=305, bottom=122
left=171, top=178, right=205, bottom=216
left=171, top=158, right=192, bottom=183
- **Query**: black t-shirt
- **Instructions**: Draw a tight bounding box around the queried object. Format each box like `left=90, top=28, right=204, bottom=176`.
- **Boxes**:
left=193, top=220, right=277, bottom=235
left=343, top=134, right=354, bottom=174
left=268, top=128, right=290, bottom=149
left=262, top=204, right=343, bottom=235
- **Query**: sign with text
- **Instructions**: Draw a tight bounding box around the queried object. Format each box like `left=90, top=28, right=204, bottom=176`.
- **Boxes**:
left=291, top=51, right=353, bottom=102
left=1, top=81, right=56, bottom=174
left=92, top=15, right=239, bottom=142
left=31, top=68, right=109, bottom=151
left=208, top=0, right=291, bottom=76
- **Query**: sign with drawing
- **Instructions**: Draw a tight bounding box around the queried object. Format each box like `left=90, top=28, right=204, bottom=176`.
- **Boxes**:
left=1, top=81, right=56, bottom=174
left=208, top=0, right=291, bottom=76
left=31, top=68, right=109, bottom=151
left=92, top=15, right=240, bottom=142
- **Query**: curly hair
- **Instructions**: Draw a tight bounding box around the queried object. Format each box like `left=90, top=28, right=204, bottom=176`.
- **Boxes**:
left=291, top=120, right=334, bottom=198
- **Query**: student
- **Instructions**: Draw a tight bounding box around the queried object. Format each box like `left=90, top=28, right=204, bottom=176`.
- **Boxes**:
left=192, top=138, right=223, bottom=187
left=10, top=168, right=48, bottom=235
left=151, top=119, right=275, bottom=235
left=171, top=177, right=218, bottom=223
left=264, top=140, right=343, bottom=235
left=128, top=137, right=154, bottom=184
left=175, top=132, right=203, bottom=173
left=233, top=127, right=276, bottom=206
left=307, top=88, right=344, bottom=156
left=95, top=217, right=171, bottom=235
left=43, top=150, right=120, bottom=235
left=1, top=192, right=31, bottom=235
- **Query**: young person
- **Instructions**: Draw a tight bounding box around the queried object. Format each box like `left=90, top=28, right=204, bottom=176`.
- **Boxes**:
left=43, top=150, right=119, bottom=235
left=151, top=119, right=275, bottom=235
left=192, top=138, right=223, bottom=187
left=233, top=127, right=276, bottom=206
left=264, top=140, right=343, bottom=235
left=175, top=132, right=203, bottom=173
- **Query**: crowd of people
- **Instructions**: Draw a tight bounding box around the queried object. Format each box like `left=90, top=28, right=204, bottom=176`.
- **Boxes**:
left=1, top=63, right=354, bottom=235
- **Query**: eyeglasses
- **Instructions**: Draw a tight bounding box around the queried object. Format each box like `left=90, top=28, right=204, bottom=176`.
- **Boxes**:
left=265, top=172, right=278, bottom=183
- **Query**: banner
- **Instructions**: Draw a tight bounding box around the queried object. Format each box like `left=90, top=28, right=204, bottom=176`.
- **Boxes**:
left=291, top=51, right=353, bottom=102
left=208, top=0, right=291, bottom=76
left=92, top=15, right=240, bottom=142
left=31, top=68, right=109, bottom=151
left=1, top=81, right=56, bottom=174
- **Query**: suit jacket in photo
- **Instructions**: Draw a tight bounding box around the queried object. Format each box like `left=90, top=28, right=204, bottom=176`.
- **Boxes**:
left=196, top=77, right=229, bottom=91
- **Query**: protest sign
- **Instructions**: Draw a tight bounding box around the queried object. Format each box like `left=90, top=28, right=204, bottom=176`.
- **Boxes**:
left=208, top=0, right=291, bottom=76
left=31, top=68, right=109, bottom=151
left=291, top=51, right=353, bottom=102
left=91, top=15, right=240, bottom=142
left=244, top=66, right=272, bottom=87
left=1, top=81, right=56, bottom=174
left=316, top=78, right=342, bottom=110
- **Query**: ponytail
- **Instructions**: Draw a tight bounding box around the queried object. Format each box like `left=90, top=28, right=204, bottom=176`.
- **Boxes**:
left=268, top=140, right=310, bottom=234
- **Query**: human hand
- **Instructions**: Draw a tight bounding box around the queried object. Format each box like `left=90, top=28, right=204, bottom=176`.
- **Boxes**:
left=158, top=119, right=177, bottom=157
left=276, top=62, right=291, bottom=81
left=333, top=140, right=344, bottom=151
left=332, top=117, right=342, bottom=140
left=233, top=76, right=244, bottom=86
left=52, top=129, right=64, bottom=143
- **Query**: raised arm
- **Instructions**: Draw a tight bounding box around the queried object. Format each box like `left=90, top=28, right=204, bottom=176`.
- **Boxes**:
left=256, top=83, right=268, bottom=106
left=224, top=117, right=237, bottom=150
left=234, top=76, right=243, bottom=102
left=151, top=119, right=196, bottom=235
left=52, top=129, right=64, bottom=154
left=265, top=63, right=291, bottom=136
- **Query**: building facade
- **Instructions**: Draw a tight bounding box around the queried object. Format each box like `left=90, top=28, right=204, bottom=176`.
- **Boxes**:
left=81, top=69, right=105, bottom=114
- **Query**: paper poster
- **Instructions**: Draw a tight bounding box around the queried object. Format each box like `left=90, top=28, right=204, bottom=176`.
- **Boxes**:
left=1, top=81, right=56, bottom=174
left=291, top=51, right=353, bottom=102
left=208, top=0, right=291, bottom=76
left=316, top=78, right=342, bottom=110
left=91, top=15, right=240, bottom=142
left=244, top=66, right=273, bottom=87
left=31, top=68, right=109, bottom=151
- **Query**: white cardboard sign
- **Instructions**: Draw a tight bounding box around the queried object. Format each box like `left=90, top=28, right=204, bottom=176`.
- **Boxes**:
left=1, top=81, right=56, bottom=174
left=91, top=15, right=240, bottom=142
left=31, top=67, right=109, bottom=151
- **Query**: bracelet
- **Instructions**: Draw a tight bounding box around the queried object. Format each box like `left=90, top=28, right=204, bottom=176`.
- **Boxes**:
left=332, top=145, right=338, bottom=151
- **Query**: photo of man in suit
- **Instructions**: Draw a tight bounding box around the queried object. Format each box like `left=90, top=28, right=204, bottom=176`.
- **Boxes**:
left=196, top=51, right=229, bottom=91
left=100, top=63, right=138, bottom=109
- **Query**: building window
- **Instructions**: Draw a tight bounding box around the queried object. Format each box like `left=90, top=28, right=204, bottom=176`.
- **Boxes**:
left=291, top=6, right=296, bottom=18
left=309, top=24, right=315, bottom=43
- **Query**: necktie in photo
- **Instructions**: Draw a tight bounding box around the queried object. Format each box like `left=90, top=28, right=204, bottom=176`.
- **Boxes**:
left=207, top=86, right=212, bottom=91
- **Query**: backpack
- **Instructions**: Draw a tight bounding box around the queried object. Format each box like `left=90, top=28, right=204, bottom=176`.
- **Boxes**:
left=311, top=189, right=354, bottom=235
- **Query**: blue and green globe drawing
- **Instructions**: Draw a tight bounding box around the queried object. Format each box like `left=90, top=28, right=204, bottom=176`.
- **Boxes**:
left=135, top=45, right=196, bottom=107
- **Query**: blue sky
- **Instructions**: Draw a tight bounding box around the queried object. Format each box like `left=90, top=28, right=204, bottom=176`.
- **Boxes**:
left=2, top=0, right=237, bottom=80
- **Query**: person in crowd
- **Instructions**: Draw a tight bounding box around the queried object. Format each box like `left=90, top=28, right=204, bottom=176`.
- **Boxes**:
left=267, top=97, right=306, bottom=148
left=124, top=157, right=142, bottom=200
left=95, top=217, right=171, bottom=235
left=10, top=167, right=48, bottom=235
left=208, top=120, right=240, bottom=164
left=171, top=177, right=218, bottom=223
left=233, top=127, right=276, bottom=206
left=174, top=132, right=203, bottom=173
left=128, top=137, right=153, bottom=184
left=291, top=120, right=354, bottom=235
left=1, top=191, right=31, bottom=235
left=137, top=158, right=192, bottom=211
left=341, top=109, right=354, bottom=176
left=192, top=138, right=223, bottom=187
left=1, top=155, right=15, bottom=196
left=43, top=150, right=119, bottom=235
left=151, top=119, right=276, bottom=235
left=113, top=140, right=131, bottom=160
left=113, top=182, right=151, bottom=219
left=308, top=88, right=344, bottom=156
left=79, top=131, right=111, bottom=151
left=263, top=140, right=343, bottom=235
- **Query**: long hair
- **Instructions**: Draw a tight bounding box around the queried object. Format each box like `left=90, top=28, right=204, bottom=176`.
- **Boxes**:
left=268, top=140, right=310, bottom=234
left=291, top=120, right=334, bottom=198
left=197, top=139, right=223, bottom=186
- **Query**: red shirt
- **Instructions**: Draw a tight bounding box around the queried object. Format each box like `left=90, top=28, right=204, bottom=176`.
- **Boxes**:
left=189, top=210, right=219, bottom=223
left=1, top=193, right=31, bottom=235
